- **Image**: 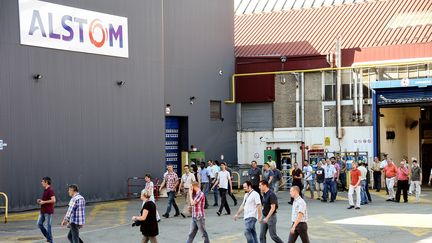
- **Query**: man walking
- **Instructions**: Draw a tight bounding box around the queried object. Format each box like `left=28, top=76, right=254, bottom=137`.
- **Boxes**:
left=395, top=160, right=409, bottom=203
left=180, top=165, right=196, bottom=218
left=234, top=181, right=262, bottom=243
left=337, top=157, right=347, bottom=191
left=208, top=160, right=220, bottom=207
left=263, top=163, right=274, bottom=186
left=61, top=184, right=85, bottom=243
left=409, top=159, right=422, bottom=202
left=289, top=162, right=303, bottom=204
left=226, top=164, right=238, bottom=206
left=212, top=162, right=232, bottom=216
left=347, top=162, right=361, bottom=210
left=271, top=164, right=282, bottom=194
left=37, top=177, right=56, bottom=243
left=186, top=182, right=210, bottom=243
left=161, top=165, right=180, bottom=218
left=315, top=161, right=325, bottom=200
left=288, top=186, right=310, bottom=243
left=322, top=159, right=337, bottom=203
left=372, top=157, right=382, bottom=192
left=358, top=162, right=368, bottom=205
left=302, top=161, right=315, bottom=199
left=199, top=162, right=211, bottom=208
left=384, top=158, right=397, bottom=202
left=259, top=180, right=283, bottom=243
left=248, top=161, right=262, bottom=200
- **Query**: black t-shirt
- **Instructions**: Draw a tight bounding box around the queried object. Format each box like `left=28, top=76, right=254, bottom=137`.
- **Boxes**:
left=292, top=168, right=303, bottom=184
left=249, top=167, right=262, bottom=186
left=140, top=201, right=159, bottom=237
left=316, top=167, right=325, bottom=183
left=262, top=190, right=278, bottom=216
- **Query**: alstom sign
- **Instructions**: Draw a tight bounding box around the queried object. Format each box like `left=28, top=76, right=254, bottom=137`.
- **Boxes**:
left=19, top=0, right=129, bottom=58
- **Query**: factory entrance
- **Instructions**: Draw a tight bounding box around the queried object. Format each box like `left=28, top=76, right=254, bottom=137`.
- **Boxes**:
left=373, top=85, right=432, bottom=184
left=165, top=116, right=189, bottom=176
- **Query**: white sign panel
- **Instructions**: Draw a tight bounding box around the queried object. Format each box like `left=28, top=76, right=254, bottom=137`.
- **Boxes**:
left=18, top=0, right=129, bottom=58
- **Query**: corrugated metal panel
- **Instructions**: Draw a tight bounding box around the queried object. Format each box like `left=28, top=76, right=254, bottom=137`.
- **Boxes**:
left=235, top=0, right=432, bottom=57
left=241, top=103, right=273, bottom=131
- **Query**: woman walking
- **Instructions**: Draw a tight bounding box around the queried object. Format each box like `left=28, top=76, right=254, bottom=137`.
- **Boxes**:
left=144, top=174, right=160, bottom=221
left=132, top=189, right=159, bottom=243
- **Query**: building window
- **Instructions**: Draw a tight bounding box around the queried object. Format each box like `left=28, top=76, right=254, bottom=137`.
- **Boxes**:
left=210, top=100, right=222, bottom=120
left=341, top=70, right=351, bottom=100
left=323, top=71, right=335, bottom=101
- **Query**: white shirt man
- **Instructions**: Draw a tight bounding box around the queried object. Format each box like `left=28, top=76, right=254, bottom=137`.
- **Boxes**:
left=234, top=182, right=262, bottom=243
left=323, top=163, right=337, bottom=179
left=217, top=170, right=230, bottom=190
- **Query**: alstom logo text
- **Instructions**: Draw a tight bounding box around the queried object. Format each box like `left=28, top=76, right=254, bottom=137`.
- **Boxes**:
left=28, top=10, right=124, bottom=49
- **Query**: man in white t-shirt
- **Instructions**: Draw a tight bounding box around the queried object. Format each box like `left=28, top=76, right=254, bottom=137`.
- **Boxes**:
left=211, top=162, right=232, bottom=216
left=302, top=161, right=315, bottom=199
left=234, top=181, right=262, bottom=243
left=208, top=160, right=221, bottom=206
left=180, top=165, right=196, bottom=218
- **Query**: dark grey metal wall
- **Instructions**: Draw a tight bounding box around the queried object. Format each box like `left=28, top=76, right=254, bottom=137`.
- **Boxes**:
left=0, top=0, right=166, bottom=211
left=163, top=0, right=237, bottom=163
left=0, top=0, right=236, bottom=211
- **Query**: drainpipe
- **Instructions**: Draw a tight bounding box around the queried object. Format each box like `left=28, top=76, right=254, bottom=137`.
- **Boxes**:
left=301, top=72, right=305, bottom=163
left=336, top=39, right=343, bottom=139
left=296, top=74, right=300, bottom=128
left=359, top=70, right=364, bottom=123
left=353, top=69, right=358, bottom=121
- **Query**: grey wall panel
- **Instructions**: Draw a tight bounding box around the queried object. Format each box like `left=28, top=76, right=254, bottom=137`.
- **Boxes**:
left=241, top=103, right=273, bottom=131
left=163, top=0, right=237, bottom=163
left=0, top=0, right=165, bottom=210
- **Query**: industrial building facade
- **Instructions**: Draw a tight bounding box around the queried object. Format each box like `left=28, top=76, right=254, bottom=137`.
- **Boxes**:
left=234, top=0, right=432, bottom=184
left=0, top=0, right=236, bottom=210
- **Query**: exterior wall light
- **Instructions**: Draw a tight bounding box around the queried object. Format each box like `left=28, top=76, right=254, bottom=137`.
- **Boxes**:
left=116, top=81, right=125, bottom=86
left=165, top=104, right=171, bottom=115
left=33, top=74, right=43, bottom=80
left=189, top=96, right=196, bottom=104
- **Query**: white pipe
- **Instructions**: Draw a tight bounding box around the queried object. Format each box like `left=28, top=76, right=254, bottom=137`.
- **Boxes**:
left=296, top=75, right=300, bottom=128
left=301, top=72, right=305, bottom=143
left=359, top=70, right=364, bottom=122
left=336, top=39, right=343, bottom=138
left=353, top=69, right=358, bottom=121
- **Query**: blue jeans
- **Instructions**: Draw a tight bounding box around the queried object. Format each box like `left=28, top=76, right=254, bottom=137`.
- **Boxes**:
left=323, top=178, right=335, bottom=201
left=37, top=213, right=53, bottom=243
left=244, top=217, right=258, bottom=243
left=165, top=191, right=179, bottom=215
left=201, top=182, right=210, bottom=206
left=186, top=217, right=210, bottom=243
left=360, top=180, right=368, bottom=204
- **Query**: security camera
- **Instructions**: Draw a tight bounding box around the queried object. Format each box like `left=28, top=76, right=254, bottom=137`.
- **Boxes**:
left=280, top=56, right=287, bottom=63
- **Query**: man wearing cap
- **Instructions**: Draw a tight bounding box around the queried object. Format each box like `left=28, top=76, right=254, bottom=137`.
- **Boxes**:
left=409, top=159, right=422, bottom=202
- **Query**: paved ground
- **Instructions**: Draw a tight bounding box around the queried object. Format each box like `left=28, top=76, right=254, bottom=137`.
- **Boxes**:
left=2, top=189, right=432, bottom=243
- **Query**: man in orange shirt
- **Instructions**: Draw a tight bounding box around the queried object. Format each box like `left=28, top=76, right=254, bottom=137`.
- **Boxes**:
left=384, top=158, right=397, bottom=201
left=347, top=162, right=361, bottom=209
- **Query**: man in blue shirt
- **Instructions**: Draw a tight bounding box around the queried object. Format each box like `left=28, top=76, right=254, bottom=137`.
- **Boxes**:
left=199, top=162, right=211, bottom=209
left=62, top=184, right=85, bottom=243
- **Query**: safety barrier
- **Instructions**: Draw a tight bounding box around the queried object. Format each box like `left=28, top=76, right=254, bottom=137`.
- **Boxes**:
left=231, top=172, right=241, bottom=192
left=127, top=177, right=160, bottom=201
left=0, top=192, right=8, bottom=223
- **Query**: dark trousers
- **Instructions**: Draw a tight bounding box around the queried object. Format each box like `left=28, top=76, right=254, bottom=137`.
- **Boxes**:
left=323, top=178, right=336, bottom=201
left=373, top=171, right=381, bottom=191
left=288, top=222, right=310, bottom=243
left=228, top=182, right=238, bottom=204
left=218, top=188, right=230, bottom=214
left=365, top=181, right=372, bottom=202
left=165, top=191, right=179, bottom=215
left=339, top=172, right=347, bottom=190
left=290, top=181, right=303, bottom=203
left=67, top=223, right=84, bottom=243
left=396, top=180, right=409, bottom=202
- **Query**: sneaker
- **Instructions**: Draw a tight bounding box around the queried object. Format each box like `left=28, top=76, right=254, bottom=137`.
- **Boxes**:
left=216, top=212, right=221, bottom=216
left=180, top=213, right=186, bottom=218
left=234, top=201, right=238, bottom=206
left=330, top=200, right=335, bottom=203
left=347, top=206, right=355, bottom=209
left=321, top=200, right=327, bottom=203
left=162, top=214, right=169, bottom=218
left=223, top=213, right=231, bottom=215
left=355, top=207, right=360, bottom=209
left=213, top=204, right=218, bottom=207
left=174, top=213, right=180, bottom=217
left=386, top=199, right=393, bottom=202
left=288, top=202, right=293, bottom=205
left=316, top=197, right=321, bottom=200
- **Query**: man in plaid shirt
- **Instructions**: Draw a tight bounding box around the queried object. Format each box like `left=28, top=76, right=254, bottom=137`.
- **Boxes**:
left=186, top=181, right=209, bottom=243
left=161, top=164, right=180, bottom=218
left=61, top=184, right=85, bottom=243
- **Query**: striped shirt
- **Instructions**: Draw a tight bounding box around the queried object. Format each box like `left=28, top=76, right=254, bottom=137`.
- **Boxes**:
left=64, top=193, right=85, bottom=225
left=291, top=196, right=308, bottom=223
left=191, top=190, right=205, bottom=219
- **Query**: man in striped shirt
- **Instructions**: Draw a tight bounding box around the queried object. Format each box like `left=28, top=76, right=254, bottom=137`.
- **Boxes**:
left=186, top=181, right=209, bottom=243
left=61, top=184, right=85, bottom=243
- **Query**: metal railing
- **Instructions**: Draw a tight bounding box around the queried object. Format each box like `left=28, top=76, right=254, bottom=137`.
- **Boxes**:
left=0, top=192, right=8, bottom=223
left=231, top=172, right=241, bottom=192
